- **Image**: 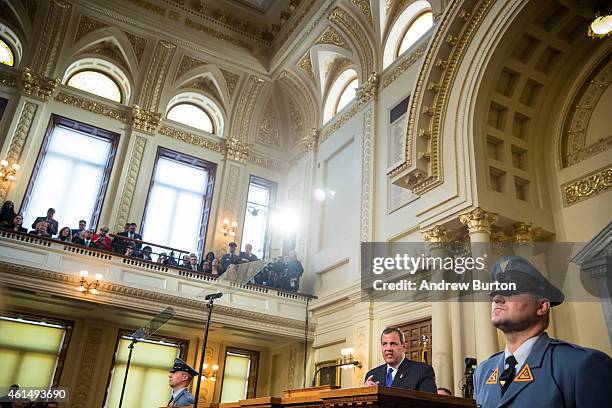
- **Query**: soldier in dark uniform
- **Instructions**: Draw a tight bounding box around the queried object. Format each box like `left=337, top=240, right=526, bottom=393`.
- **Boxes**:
left=167, top=358, right=198, bottom=406
left=474, top=255, right=612, bottom=407
left=219, top=242, right=240, bottom=275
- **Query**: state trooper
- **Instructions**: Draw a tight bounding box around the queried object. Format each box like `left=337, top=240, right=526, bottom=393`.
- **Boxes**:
left=474, top=255, right=612, bottom=407
left=168, top=358, right=198, bottom=407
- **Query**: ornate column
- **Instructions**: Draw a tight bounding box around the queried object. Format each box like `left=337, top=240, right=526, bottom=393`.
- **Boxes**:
left=459, top=207, right=499, bottom=363
left=422, top=225, right=454, bottom=391
left=510, top=222, right=540, bottom=260
left=299, top=128, right=319, bottom=294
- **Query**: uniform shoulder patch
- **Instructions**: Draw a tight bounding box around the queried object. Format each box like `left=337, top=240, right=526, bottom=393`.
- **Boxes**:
left=485, top=368, right=498, bottom=384
left=514, top=363, right=533, bottom=382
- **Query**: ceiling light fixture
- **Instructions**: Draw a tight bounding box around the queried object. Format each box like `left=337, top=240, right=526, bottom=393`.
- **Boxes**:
left=588, top=2, right=612, bottom=38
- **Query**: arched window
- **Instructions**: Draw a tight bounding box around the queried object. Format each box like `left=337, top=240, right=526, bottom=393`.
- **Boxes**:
left=0, top=38, right=14, bottom=66
left=63, top=58, right=131, bottom=104
left=383, top=1, right=433, bottom=69
left=166, top=92, right=224, bottom=136
left=323, top=69, right=359, bottom=123
left=0, top=24, right=23, bottom=67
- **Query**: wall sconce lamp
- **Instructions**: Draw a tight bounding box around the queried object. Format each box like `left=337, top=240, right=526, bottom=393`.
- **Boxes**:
left=0, top=159, right=20, bottom=182
left=588, top=1, right=612, bottom=38
left=340, top=347, right=361, bottom=369
left=221, top=219, right=237, bottom=237
left=77, top=270, right=103, bottom=295
left=202, top=363, right=219, bottom=381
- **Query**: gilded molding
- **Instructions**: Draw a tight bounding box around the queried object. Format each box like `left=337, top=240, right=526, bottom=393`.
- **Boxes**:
left=288, top=98, right=305, bottom=148
left=422, top=225, right=453, bottom=243
left=0, top=102, right=38, bottom=203
left=459, top=207, right=498, bottom=235
left=220, top=69, right=239, bottom=97
left=315, top=26, right=349, bottom=49
left=223, top=137, right=252, bottom=163
left=55, top=91, right=129, bottom=123
left=176, top=55, right=207, bottom=79
left=159, top=125, right=223, bottom=153
left=74, top=15, right=109, bottom=43
left=31, top=0, right=72, bottom=77
left=302, top=128, right=320, bottom=154
left=511, top=222, right=541, bottom=244
left=21, top=68, right=60, bottom=102
left=329, top=7, right=374, bottom=77
left=356, top=72, right=379, bottom=105
left=130, top=105, right=161, bottom=133
left=562, top=166, right=612, bottom=207
left=360, top=108, right=374, bottom=241
left=298, top=52, right=315, bottom=80
left=125, top=31, right=147, bottom=63
left=566, top=136, right=612, bottom=166
left=256, top=99, right=281, bottom=147
left=230, top=76, right=265, bottom=141
left=222, top=165, right=241, bottom=238
left=72, top=328, right=103, bottom=407
left=382, top=43, right=428, bottom=88
left=389, top=0, right=494, bottom=195
left=114, top=136, right=146, bottom=231
left=138, top=40, right=176, bottom=111
left=351, top=0, right=373, bottom=24
left=274, top=0, right=319, bottom=48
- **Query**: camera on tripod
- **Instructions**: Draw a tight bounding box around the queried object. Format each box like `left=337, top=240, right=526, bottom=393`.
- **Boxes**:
left=461, top=357, right=477, bottom=399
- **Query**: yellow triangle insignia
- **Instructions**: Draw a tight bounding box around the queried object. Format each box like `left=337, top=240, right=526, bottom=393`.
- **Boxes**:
left=514, top=363, right=534, bottom=382
left=485, top=368, right=498, bottom=384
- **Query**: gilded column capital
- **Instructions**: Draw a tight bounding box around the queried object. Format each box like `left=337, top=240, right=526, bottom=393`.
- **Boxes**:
left=422, top=225, right=454, bottom=243
left=511, top=222, right=541, bottom=244
left=356, top=71, right=379, bottom=105
left=223, top=137, right=251, bottom=163
left=130, top=105, right=161, bottom=134
left=20, top=68, right=59, bottom=102
left=301, top=128, right=319, bottom=154
left=459, top=207, right=498, bottom=235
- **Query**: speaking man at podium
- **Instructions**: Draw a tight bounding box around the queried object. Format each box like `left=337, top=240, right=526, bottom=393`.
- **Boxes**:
left=364, top=327, right=437, bottom=392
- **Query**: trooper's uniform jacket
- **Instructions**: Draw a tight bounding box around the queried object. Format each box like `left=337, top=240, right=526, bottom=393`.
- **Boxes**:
left=474, top=332, right=612, bottom=408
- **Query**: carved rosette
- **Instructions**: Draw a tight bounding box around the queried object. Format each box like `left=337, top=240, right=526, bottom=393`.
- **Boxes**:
left=511, top=222, right=541, bottom=244
left=130, top=105, right=161, bottom=134
left=20, top=68, right=59, bottom=102
left=356, top=72, right=379, bottom=105
left=223, top=137, right=251, bottom=163
left=459, top=208, right=498, bottom=235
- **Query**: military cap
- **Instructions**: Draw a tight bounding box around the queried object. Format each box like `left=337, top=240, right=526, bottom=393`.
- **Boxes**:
left=228, top=242, right=237, bottom=248
left=490, top=255, right=564, bottom=306
left=170, top=358, right=199, bottom=377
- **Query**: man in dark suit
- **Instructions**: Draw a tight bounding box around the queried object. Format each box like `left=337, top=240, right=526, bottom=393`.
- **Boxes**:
left=239, top=243, right=259, bottom=263
left=167, top=358, right=197, bottom=406
left=71, top=219, right=87, bottom=240
left=73, top=229, right=96, bottom=248
left=186, top=253, right=203, bottom=272
left=364, top=327, right=437, bottom=392
left=474, top=255, right=612, bottom=407
left=31, top=208, right=59, bottom=236
left=113, top=222, right=143, bottom=253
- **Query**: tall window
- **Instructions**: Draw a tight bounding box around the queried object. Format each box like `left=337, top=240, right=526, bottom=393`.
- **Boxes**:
left=323, top=68, right=359, bottom=123
left=383, top=1, right=433, bottom=68
left=166, top=92, right=225, bottom=136
left=0, top=37, right=14, bottom=66
left=397, top=11, right=433, bottom=55
left=167, top=103, right=214, bottom=134
left=241, top=176, right=276, bottom=260
left=0, top=315, right=72, bottom=388
left=21, top=115, right=118, bottom=233
left=142, top=148, right=216, bottom=256
left=220, top=348, right=259, bottom=403
left=63, top=58, right=132, bottom=104
left=104, top=333, right=186, bottom=408
left=67, top=70, right=122, bottom=102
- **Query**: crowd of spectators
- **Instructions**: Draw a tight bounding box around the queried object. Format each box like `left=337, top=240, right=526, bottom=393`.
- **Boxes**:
left=0, top=201, right=305, bottom=292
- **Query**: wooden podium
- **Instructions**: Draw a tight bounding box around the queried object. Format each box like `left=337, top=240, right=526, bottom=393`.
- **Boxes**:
left=185, top=385, right=476, bottom=408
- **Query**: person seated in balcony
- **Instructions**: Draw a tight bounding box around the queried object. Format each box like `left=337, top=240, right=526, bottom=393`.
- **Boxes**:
left=187, top=253, right=203, bottom=272
left=211, top=258, right=219, bottom=275
left=71, top=219, right=87, bottom=240
left=124, top=243, right=139, bottom=258
left=286, top=250, right=304, bottom=292
left=0, top=200, right=16, bottom=228
left=181, top=254, right=190, bottom=268
left=29, top=221, right=51, bottom=237
left=31, top=207, right=59, bottom=236
left=219, top=242, right=240, bottom=275
left=10, top=214, right=27, bottom=233
left=239, top=243, right=259, bottom=263
left=74, top=229, right=96, bottom=248
left=141, top=245, right=153, bottom=261
left=157, top=252, right=169, bottom=265
left=57, top=226, right=73, bottom=242
left=92, top=226, right=112, bottom=251
left=111, top=222, right=130, bottom=253
left=202, top=251, right=216, bottom=274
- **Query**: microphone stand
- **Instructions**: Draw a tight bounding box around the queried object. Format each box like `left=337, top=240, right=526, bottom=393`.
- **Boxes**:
left=118, top=336, right=139, bottom=408
left=193, top=293, right=222, bottom=408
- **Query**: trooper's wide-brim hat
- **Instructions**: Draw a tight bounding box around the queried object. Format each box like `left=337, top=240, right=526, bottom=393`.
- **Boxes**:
left=490, top=255, right=565, bottom=306
left=170, top=358, right=199, bottom=377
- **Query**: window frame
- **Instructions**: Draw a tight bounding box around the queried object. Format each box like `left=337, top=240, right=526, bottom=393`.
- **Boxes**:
left=394, top=10, right=433, bottom=59
left=0, top=36, right=16, bottom=67
left=240, top=175, right=277, bottom=260
left=66, top=68, right=125, bottom=103
left=0, top=311, right=74, bottom=388
left=19, top=114, right=120, bottom=232
left=219, top=346, right=260, bottom=402
left=166, top=102, right=216, bottom=134
left=140, top=146, right=217, bottom=258
left=102, top=329, right=189, bottom=408
left=334, top=76, right=359, bottom=115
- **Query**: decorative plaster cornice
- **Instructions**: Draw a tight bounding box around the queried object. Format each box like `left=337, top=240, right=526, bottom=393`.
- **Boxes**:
left=459, top=207, right=498, bottom=235
left=130, top=105, right=162, bottom=134
left=382, top=42, right=428, bottom=88
left=223, top=137, right=252, bottom=163
left=562, top=166, right=612, bottom=207
left=21, top=68, right=60, bottom=102
left=55, top=91, right=129, bottom=123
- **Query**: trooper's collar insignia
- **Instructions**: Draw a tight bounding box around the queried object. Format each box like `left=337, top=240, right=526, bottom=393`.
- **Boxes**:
left=485, top=368, right=498, bottom=384
left=514, top=364, right=534, bottom=382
